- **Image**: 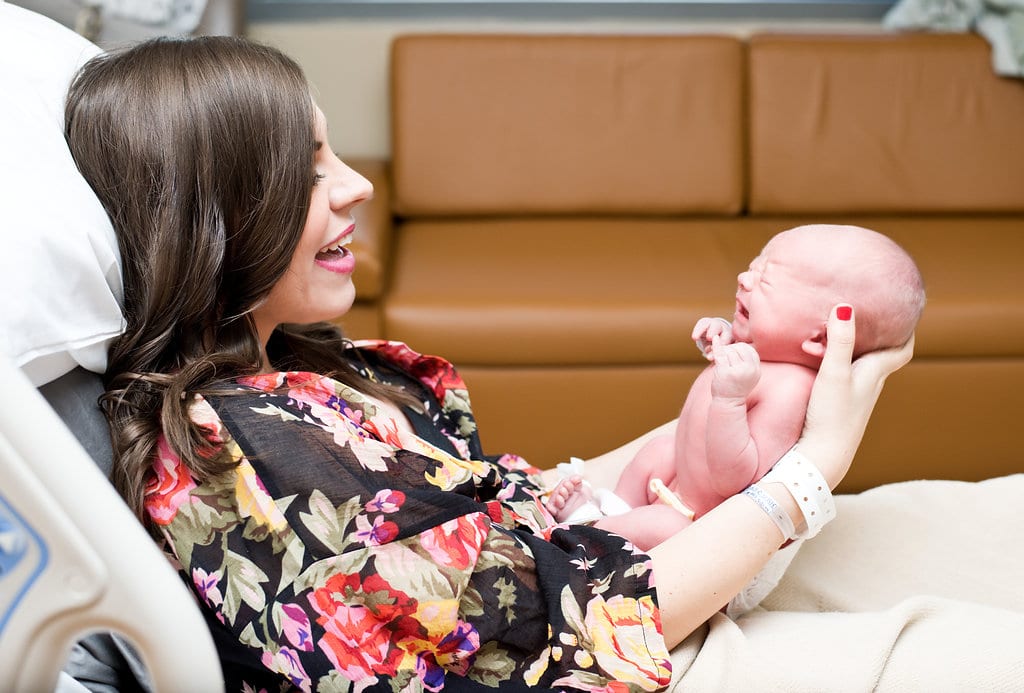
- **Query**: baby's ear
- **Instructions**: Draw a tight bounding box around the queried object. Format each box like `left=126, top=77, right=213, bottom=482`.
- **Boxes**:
left=801, top=328, right=828, bottom=359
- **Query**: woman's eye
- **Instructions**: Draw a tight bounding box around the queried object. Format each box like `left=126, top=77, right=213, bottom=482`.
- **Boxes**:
left=313, top=173, right=326, bottom=186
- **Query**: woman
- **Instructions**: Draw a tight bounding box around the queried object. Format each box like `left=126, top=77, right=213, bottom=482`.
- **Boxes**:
left=65, top=36, right=911, bottom=691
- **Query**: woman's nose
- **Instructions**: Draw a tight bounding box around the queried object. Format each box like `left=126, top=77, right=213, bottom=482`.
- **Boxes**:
left=328, top=166, right=373, bottom=210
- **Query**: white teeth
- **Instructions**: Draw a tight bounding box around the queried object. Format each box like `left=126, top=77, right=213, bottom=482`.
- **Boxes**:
left=320, top=235, right=353, bottom=254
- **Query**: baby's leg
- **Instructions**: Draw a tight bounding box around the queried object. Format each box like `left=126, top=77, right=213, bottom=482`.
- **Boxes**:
left=595, top=504, right=692, bottom=552
left=546, top=475, right=598, bottom=523
left=613, top=434, right=677, bottom=507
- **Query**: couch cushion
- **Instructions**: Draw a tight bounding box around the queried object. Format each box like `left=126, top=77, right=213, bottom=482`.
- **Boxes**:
left=872, top=217, right=1024, bottom=358
left=749, top=33, right=1024, bottom=214
left=391, top=34, right=744, bottom=217
left=456, top=359, right=1024, bottom=488
left=385, top=217, right=1023, bottom=366
left=386, top=218, right=750, bottom=366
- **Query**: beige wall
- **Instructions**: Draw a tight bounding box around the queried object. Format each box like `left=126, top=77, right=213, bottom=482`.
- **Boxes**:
left=247, top=17, right=882, bottom=160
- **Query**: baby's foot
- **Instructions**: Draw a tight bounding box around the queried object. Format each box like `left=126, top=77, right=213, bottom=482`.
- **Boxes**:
left=547, top=475, right=596, bottom=522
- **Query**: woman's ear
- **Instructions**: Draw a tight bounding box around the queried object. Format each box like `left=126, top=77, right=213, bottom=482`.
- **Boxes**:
left=801, top=328, right=828, bottom=359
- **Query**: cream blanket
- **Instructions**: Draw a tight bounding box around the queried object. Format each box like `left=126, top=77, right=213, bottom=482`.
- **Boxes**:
left=670, top=474, right=1024, bottom=691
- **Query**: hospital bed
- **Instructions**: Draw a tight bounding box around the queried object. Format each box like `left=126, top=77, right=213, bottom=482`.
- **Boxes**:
left=0, top=3, right=221, bottom=689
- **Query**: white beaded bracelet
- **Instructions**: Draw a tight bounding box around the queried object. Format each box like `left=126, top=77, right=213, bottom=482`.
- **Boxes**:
left=742, top=483, right=797, bottom=541
left=760, top=447, right=836, bottom=539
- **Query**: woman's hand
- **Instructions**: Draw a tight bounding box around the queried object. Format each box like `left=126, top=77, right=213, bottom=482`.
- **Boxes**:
left=797, top=304, right=915, bottom=489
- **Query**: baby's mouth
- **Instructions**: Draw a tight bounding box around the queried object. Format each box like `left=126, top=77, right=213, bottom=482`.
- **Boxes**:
left=735, top=299, right=750, bottom=320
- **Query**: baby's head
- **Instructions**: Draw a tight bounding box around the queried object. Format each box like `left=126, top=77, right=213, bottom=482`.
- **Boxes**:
left=732, top=224, right=924, bottom=366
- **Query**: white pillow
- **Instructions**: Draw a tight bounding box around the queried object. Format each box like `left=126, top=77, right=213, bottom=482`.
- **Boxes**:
left=0, top=2, right=124, bottom=387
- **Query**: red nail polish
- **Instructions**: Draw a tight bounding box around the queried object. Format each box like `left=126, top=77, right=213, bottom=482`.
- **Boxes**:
left=837, top=306, right=853, bottom=321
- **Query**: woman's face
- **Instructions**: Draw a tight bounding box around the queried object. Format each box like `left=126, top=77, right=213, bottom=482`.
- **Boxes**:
left=253, top=107, right=372, bottom=349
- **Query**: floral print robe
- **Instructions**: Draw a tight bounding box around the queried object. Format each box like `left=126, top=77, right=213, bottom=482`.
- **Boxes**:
left=145, top=341, right=671, bottom=692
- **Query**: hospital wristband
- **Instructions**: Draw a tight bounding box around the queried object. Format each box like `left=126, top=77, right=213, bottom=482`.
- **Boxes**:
left=742, top=483, right=797, bottom=541
left=760, top=447, right=836, bottom=539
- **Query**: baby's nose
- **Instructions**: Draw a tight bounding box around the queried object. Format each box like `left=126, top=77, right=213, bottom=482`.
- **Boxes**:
left=737, top=270, right=753, bottom=291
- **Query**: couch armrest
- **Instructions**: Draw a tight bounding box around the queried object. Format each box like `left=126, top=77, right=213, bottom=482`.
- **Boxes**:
left=348, top=158, right=393, bottom=301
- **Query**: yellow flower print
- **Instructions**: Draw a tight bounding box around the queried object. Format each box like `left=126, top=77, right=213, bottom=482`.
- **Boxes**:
left=585, top=594, right=671, bottom=691
left=235, top=456, right=288, bottom=532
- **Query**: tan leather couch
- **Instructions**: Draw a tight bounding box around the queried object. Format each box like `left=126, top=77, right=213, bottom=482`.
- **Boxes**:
left=339, top=32, right=1024, bottom=492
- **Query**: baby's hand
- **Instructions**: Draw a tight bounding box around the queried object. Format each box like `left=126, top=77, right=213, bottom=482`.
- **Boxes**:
left=710, top=340, right=760, bottom=399
left=693, top=317, right=734, bottom=360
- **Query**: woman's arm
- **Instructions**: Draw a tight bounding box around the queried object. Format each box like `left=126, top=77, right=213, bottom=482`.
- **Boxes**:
left=649, top=304, right=915, bottom=647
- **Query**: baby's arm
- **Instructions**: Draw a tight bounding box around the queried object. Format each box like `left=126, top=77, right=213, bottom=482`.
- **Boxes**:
left=703, top=340, right=762, bottom=496
left=705, top=347, right=815, bottom=498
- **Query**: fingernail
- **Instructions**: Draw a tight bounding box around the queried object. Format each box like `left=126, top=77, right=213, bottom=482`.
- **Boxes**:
left=837, top=305, right=853, bottom=321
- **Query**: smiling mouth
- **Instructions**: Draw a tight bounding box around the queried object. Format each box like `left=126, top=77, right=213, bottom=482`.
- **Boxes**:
left=316, top=234, right=352, bottom=260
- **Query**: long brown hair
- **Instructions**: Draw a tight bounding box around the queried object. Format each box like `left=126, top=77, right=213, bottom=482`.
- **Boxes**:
left=65, top=36, right=406, bottom=521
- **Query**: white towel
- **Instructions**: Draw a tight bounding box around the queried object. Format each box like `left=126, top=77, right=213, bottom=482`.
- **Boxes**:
left=669, top=475, right=1024, bottom=691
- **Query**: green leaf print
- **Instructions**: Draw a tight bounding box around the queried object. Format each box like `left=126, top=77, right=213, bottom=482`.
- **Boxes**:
left=468, top=641, right=515, bottom=686
left=299, top=490, right=363, bottom=554
left=372, top=541, right=453, bottom=602
left=494, top=576, right=518, bottom=625
left=315, top=671, right=354, bottom=693
left=277, top=533, right=306, bottom=594
left=238, top=621, right=264, bottom=650
left=559, top=584, right=593, bottom=651
left=222, top=549, right=270, bottom=623
left=293, top=552, right=371, bottom=594
left=443, top=390, right=477, bottom=437
left=249, top=403, right=301, bottom=423
left=170, top=498, right=239, bottom=570
left=459, top=584, right=485, bottom=618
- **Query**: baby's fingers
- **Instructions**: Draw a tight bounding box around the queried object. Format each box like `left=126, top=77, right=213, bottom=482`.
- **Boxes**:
left=712, top=341, right=759, bottom=372
left=692, top=318, right=713, bottom=342
left=731, top=341, right=760, bottom=366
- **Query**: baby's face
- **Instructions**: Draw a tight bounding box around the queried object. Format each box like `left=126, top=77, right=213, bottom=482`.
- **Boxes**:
left=732, top=232, right=837, bottom=363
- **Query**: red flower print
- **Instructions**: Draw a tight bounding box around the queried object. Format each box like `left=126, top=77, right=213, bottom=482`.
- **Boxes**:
left=362, top=416, right=403, bottom=448
left=238, top=372, right=285, bottom=391
left=144, top=436, right=197, bottom=526
left=419, top=514, right=489, bottom=571
left=285, top=373, right=338, bottom=409
left=412, top=359, right=467, bottom=404
left=367, top=341, right=467, bottom=403
left=307, top=573, right=420, bottom=682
